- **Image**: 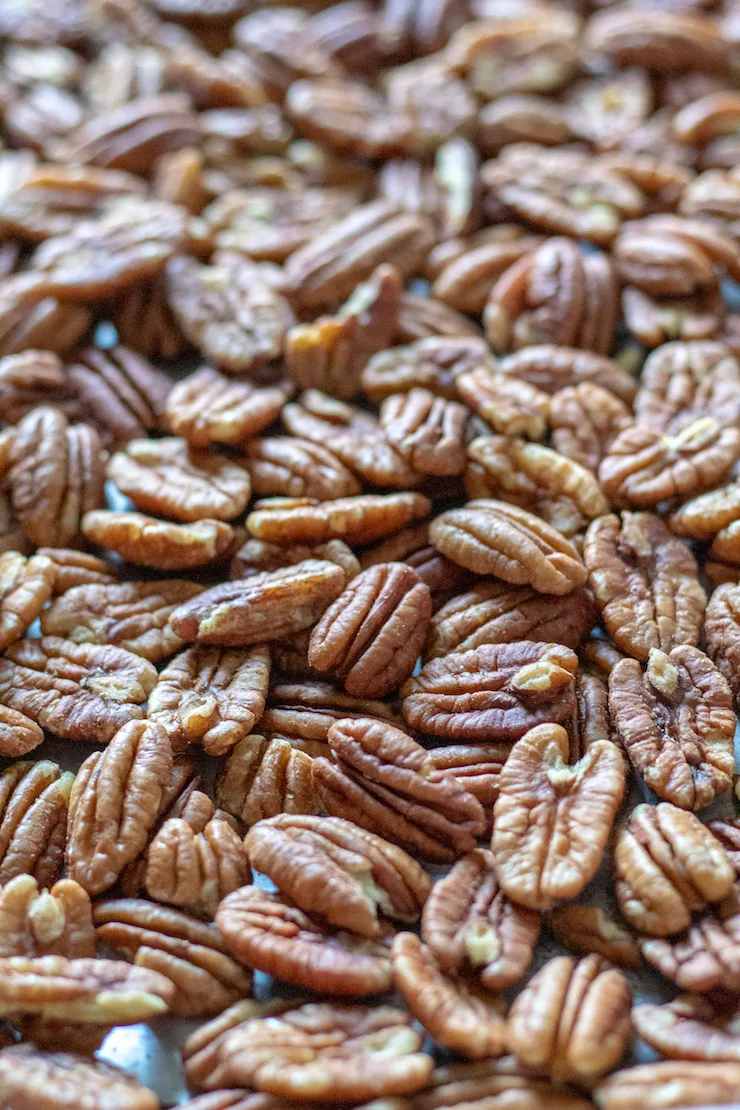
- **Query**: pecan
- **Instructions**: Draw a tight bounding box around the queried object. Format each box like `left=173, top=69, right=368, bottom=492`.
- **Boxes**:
left=144, top=813, right=249, bottom=918
left=8, top=407, right=106, bottom=548
left=426, top=582, right=596, bottom=660
left=639, top=883, right=740, bottom=993
left=37, top=548, right=115, bottom=594
left=670, top=482, right=740, bottom=540
left=185, top=1002, right=433, bottom=1099
left=246, top=493, right=431, bottom=547
left=709, top=520, right=740, bottom=566
left=478, top=94, right=568, bottom=153
left=379, top=390, right=469, bottom=477
left=0, top=761, right=74, bottom=888
left=584, top=9, right=731, bottom=72
left=506, top=955, right=632, bottom=1084
left=401, top=641, right=578, bottom=742
left=632, top=995, right=740, bottom=1064
left=549, top=905, right=641, bottom=970
left=0, top=1047, right=159, bottom=1110
left=614, top=215, right=740, bottom=295
left=231, top=538, right=359, bottom=583
left=622, top=283, right=724, bottom=351
left=465, top=435, right=609, bottom=538
left=429, top=500, right=587, bottom=594
left=111, top=274, right=187, bottom=361
left=634, top=340, right=740, bottom=434
left=149, top=645, right=270, bottom=756
left=65, top=345, right=171, bottom=450
left=359, top=526, right=472, bottom=610
left=165, top=366, right=293, bottom=449
left=431, top=232, right=544, bottom=317
left=564, top=70, right=652, bottom=151
left=0, top=705, right=44, bottom=759
left=283, top=201, right=434, bottom=311
left=216, top=885, right=393, bottom=997
left=705, top=583, right=740, bottom=711
left=497, top=345, right=638, bottom=406
left=308, top=563, right=432, bottom=697
left=614, top=802, right=735, bottom=936
left=492, top=722, right=625, bottom=910
left=411, top=1058, right=593, bottom=1110
left=550, top=383, right=634, bottom=474
left=282, top=391, right=419, bottom=488
left=165, top=253, right=294, bottom=375
left=609, top=647, right=735, bottom=809
left=261, top=680, right=405, bottom=745
left=594, top=1061, right=740, bottom=1110
left=216, top=735, right=321, bottom=827
left=421, top=849, right=540, bottom=990
left=0, top=875, right=93, bottom=960
left=314, top=717, right=485, bottom=863
left=584, top=512, right=705, bottom=661
left=0, top=285, right=92, bottom=362
left=0, top=164, right=144, bottom=242
left=66, top=720, right=174, bottom=895
left=108, top=438, right=251, bottom=523
left=96, top=897, right=251, bottom=1019
left=0, top=551, right=53, bottom=651
left=0, top=637, right=156, bottom=743
left=391, top=932, right=506, bottom=1059
left=427, top=746, right=509, bottom=814
left=0, top=350, right=76, bottom=424
left=0, top=955, right=174, bottom=1024
left=169, top=560, right=345, bottom=646
left=361, top=336, right=493, bottom=403
left=40, top=579, right=202, bottom=663
left=244, top=814, right=431, bottom=937
left=456, top=366, right=550, bottom=440
left=82, top=510, right=235, bottom=571
left=245, top=438, right=360, bottom=502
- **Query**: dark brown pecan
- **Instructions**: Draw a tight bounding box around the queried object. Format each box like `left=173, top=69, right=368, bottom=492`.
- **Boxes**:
left=108, top=437, right=251, bottom=523
left=165, top=253, right=295, bottom=375
left=584, top=512, right=705, bottom=661
left=421, top=849, right=540, bottom=990
left=37, top=548, right=116, bottom=594
left=0, top=551, right=53, bottom=651
left=245, top=438, right=360, bottom=502
left=497, top=345, right=638, bottom=406
left=432, top=231, right=544, bottom=316
left=0, top=761, right=74, bottom=888
left=0, top=350, right=76, bottom=424
left=246, top=493, right=431, bottom=547
left=65, top=345, right=171, bottom=450
left=216, top=735, right=321, bottom=827
left=0, top=637, right=156, bottom=743
left=549, top=905, right=641, bottom=970
left=165, top=366, right=293, bottom=449
left=283, top=200, right=434, bottom=311
left=8, top=407, right=106, bottom=548
left=148, top=645, right=270, bottom=756
left=379, top=389, right=469, bottom=477
left=245, top=813, right=430, bottom=937
left=0, top=1047, right=158, bottom=1110
left=609, top=647, right=735, bottom=810
left=492, top=723, right=625, bottom=910
left=430, top=500, right=587, bottom=594
left=634, top=340, right=740, bottom=434
left=567, top=672, right=615, bottom=759
left=314, top=717, right=486, bottom=863
left=361, top=336, right=494, bottom=403
left=402, top=641, right=578, bottom=742
left=308, top=563, right=432, bottom=697
left=217, top=885, right=393, bottom=997
left=550, top=383, right=634, bottom=474
left=456, top=366, right=550, bottom=440
left=111, top=274, right=187, bottom=361
left=40, top=579, right=202, bottom=663
left=145, top=812, right=249, bottom=919
left=94, top=898, right=252, bottom=1019
left=0, top=875, right=93, bottom=960
left=426, top=582, right=596, bottom=660
left=169, top=560, right=346, bottom=646
left=427, top=745, right=508, bottom=815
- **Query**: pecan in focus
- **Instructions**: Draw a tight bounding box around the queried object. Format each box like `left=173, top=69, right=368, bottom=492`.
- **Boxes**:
left=216, top=735, right=321, bottom=827
left=0, top=550, right=53, bottom=651
left=144, top=811, right=249, bottom=919
left=81, top=510, right=235, bottom=571
left=549, top=383, right=634, bottom=474
left=634, top=340, right=740, bottom=434
left=0, top=761, right=74, bottom=888
left=0, top=874, right=93, bottom=959
left=456, top=365, right=550, bottom=440
left=246, top=493, right=431, bottom=548
left=37, top=548, right=115, bottom=594
left=379, top=389, right=469, bottom=477
left=245, top=438, right=360, bottom=502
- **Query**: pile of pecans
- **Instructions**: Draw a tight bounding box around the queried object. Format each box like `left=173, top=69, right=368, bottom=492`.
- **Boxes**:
left=8, top=0, right=740, bottom=1107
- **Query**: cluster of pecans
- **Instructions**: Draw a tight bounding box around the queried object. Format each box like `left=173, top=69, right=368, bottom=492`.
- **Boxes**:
left=9, top=0, right=740, bottom=1108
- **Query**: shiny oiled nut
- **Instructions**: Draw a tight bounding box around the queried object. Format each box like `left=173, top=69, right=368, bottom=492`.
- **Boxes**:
left=594, top=1061, right=740, bottom=1110
left=308, top=563, right=432, bottom=697
left=148, top=645, right=270, bottom=755
left=492, top=723, right=626, bottom=910
left=391, top=933, right=506, bottom=1060
left=245, top=438, right=360, bottom=501
left=0, top=875, right=94, bottom=959
left=81, top=511, right=235, bottom=572
left=66, top=720, right=174, bottom=895
left=165, top=366, right=294, bottom=448
left=169, top=560, right=346, bottom=646
left=429, top=500, right=587, bottom=594
left=421, top=849, right=540, bottom=991
left=401, top=641, right=578, bottom=742
left=0, top=761, right=74, bottom=888
left=216, top=735, right=321, bottom=827
left=246, top=493, right=431, bottom=547
left=144, top=813, right=249, bottom=919
left=245, top=814, right=431, bottom=938
left=614, top=802, right=735, bottom=936
left=548, top=905, right=641, bottom=970
left=506, top=955, right=632, bottom=1084
left=608, top=647, right=735, bottom=810
left=216, top=886, right=393, bottom=997
left=0, top=1047, right=159, bottom=1110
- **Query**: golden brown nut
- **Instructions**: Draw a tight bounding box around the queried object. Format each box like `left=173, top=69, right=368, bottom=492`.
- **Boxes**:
left=247, top=493, right=431, bottom=547
left=634, top=340, right=740, bottom=434
left=165, top=365, right=293, bottom=448
left=0, top=551, right=53, bottom=652
left=37, top=548, right=116, bottom=594
left=492, top=723, right=625, bottom=910
left=0, top=1046, right=159, bottom=1110
left=0, top=705, right=44, bottom=759
left=411, top=1058, right=593, bottom=1110
left=0, top=875, right=93, bottom=959
left=549, top=905, right=640, bottom=969
left=216, top=735, right=321, bottom=827
left=550, top=383, right=634, bottom=474
left=632, top=994, right=740, bottom=1064
left=245, top=438, right=360, bottom=502
left=82, top=510, right=235, bottom=571
left=594, top=1061, right=740, bottom=1110
left=456, top=366, right=550, bottom=440
left=145, top=813, right=249, bottom=919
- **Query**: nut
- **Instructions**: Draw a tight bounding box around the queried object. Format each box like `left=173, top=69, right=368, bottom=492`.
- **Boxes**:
left=0, top=875, right=94, bottom=959
left=594, top=1061, right=740, bottom=1110
left=144, top=812, right=249, bottom=919
left=81, top=510, right=235, bottom=571
left=245, top=438, right=360, bottom=502
left=247, top=493, right=431, bottom=548
left=0, top=1046, right=159, bottom=1110
left=0, top=761, right=74, bottom=888
left=0, top=551, right=53, bottom=651
left=165, top=365, right=293, bottom=449
left=549, top=905, right=641, bottom=969
left=216, top=735, right=321, bottom=827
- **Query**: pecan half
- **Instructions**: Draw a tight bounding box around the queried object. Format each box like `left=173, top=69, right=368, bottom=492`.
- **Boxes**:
left=594, top=1061, right=740, bottom=1110
left=0, top=705, right=44, bottom=759
left=165, top=365, right=293, bottom=449
left=427, top=746, right=509, bottom=816
left=314, top=717, right=486, bottom=863
left=492, top=723, right=626, bottom=910
left=0, top=875, right=93, bottom=959
left=66, top=720, right=174, bottom=895
left=245, top=438, right=360, bottom=502
left=216, top=735, right=321, bottom=827
left=95, top=898, right=252, bottom=1018
left=308, top=563, right=432, bottom=697
left=232, top=538, right=359, bottom=584
left=615, top=803, right=735, bottom=937
left=0, top=761, right=74, bottom=888
left=498, top=345, right=638, bottom=406
left=401, top=641, right=578, bottom=742
left=361, top=336, right=493, bottom=403
left=82, top=510, right=235, bottom=571
left=671, top=483, right=740, bottom=541
left=506, top=955, right=632, bottom=1083
left=65, top=345, right=171, bottom=450
left=421, top=849, right=540, bottom=990
left=411, top=1058, right=593, bottom=1110
left=0, top=637, right=156, bottom=743
left=705, top=583, right=740, bottom=711
left=609, top=647, right=735, bottom=809
left=584, top=512, right=706, bottom=661
left=261, top=680, right=405, bottom=744
left=37, top=548, right=115, bottom=594
left=549, top=905, right=641, bottom=970
left=379, top=389, right=469, bottom=477
left=549, top=383, right=634, bottom=474
left=632, top=995, right=740, bottom=1064
left=0, top=1047, right=158, bottom=1110
left=144, top=812, right=249, bottom=919
left=247, top=493, right=431, bottom=547
left=635, top=340, right=740, bottom=434
left=0, top=551, right=53, bottom=651
left=456, top=366, right=550, bottom=440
